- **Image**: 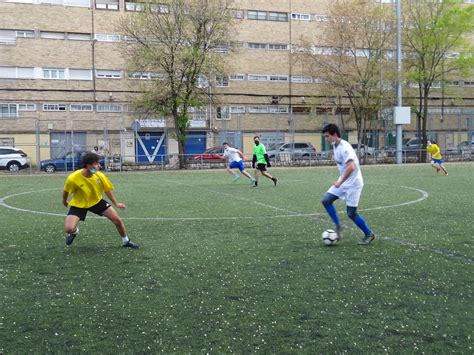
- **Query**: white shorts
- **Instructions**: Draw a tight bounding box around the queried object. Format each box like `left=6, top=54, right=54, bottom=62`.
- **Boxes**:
left=327, top=184, right=363, bottom=207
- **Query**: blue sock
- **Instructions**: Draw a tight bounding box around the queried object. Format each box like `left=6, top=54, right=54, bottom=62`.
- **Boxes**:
left=354, top=215, right=372, bottom=236
left=324, top=204, right=340, bottom=227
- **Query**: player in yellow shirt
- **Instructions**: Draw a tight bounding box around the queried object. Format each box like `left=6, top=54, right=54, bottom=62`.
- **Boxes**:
left=426, top=140, right=448, bottom=176
left=62, top=152, right=139, bottom=248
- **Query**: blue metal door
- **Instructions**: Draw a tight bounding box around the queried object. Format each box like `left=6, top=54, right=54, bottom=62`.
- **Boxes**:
left=136, top=132, right=167, bottom=163
left=185, top=132, right=206, bottom=158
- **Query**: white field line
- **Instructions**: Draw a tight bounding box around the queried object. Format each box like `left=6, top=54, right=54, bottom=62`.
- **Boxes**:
left=1, top=183, right=472, bottom=264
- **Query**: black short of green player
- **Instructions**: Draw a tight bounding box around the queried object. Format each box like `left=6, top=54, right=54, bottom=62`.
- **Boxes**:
left=252, top=136, right=277, bottom=187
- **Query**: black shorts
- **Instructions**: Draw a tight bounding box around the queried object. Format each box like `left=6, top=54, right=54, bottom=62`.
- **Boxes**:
left=256, top=163, right=267, bottom=172
left=68, top=199, right=111, bottom=221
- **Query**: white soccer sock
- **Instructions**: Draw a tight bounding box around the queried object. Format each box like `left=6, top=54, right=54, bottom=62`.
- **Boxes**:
left=122, top=236, right=129, bottom=244
left=232, top=172, right=239, bottom=177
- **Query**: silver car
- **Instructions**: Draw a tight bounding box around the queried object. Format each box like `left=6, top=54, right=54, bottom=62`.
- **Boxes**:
left=267, top=142, right=317, bottom=160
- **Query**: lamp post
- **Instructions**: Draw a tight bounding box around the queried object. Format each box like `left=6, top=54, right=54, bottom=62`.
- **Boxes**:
left=395, top=0, right=403, bottom=164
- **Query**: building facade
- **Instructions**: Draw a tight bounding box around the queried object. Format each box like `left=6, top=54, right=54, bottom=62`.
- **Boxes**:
left=1, top=0, right=473, bottom=164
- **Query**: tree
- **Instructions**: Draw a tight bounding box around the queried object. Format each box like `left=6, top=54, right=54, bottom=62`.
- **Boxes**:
left=296, top=0, right=395, bottom=151
left=402, top=0, right=474, bottom=162
left=120, top=0, right=233, bottom=168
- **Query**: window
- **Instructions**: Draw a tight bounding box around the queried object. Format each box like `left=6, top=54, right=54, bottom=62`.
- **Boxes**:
left=125, top=2, right=144, bottom=11
left=129, top=72, right=162, bottom=80
left=70, top=104, right=93, bottom=111
left=96, top=0, right=118, bottom=10
left=292, top=107, right=311, bottom=114
left=0, top=30, right=15, bottom=45
left=43, top=68, right=65, bottom=79
left=268, top=106, right=289, bottom=113
left=96, top=70, right=122, bottom=79
left=247, top=42, right=268, bottom=49
left=216, top=106, right=230, bottom=120
left=291, top=13, right=310, bottom=21
left=230, top=74, right=245, bottom=81
left=248, top=74, right=268, bottom=81
left=335, top=107, right=350, bottom=115
left=40, top=31, right=65, bottom=40
left=230, top=106, right=245, bottom=114
left=94, top=34, right=120, bottom=42
left=189, top=107, right=207, bottom=120
left=67, top=33, right=91, bottom=41
left=248, top=106, right=269, bottom=114
left=196, top=75, right=209, bottom=88
left=269, top=75, right=288, bottom=82
left=18, top=103, right=36, bottom=111
left=0, top=67, right=17, bottom=78
left=215, top=76, right=229, bottom=87
left=17, top=67, right=34, bottom=79
left=230, top=9, right=244, bottom=19
left=63, top=0, right=91, bottom=7
left=291, top=76, right=312, bottom=83
left=69, top=69, right=92, bottom=80
left=43, top=104, right=67, bottom=111
left=97, top=104, right=122, bottom=112
left=314, top=15, right=330, bottom=22
left=315, top=107, right=332, bottom=114
left=213, top=44, right=229, bottom=54
left=0, top=104, right=18, bottom=118
left=16, top=30, right=35, bottom=38
left=247, top=10, right=268, bottom=20
left=268, top=44, right=289, bottom=51
left=268, top=12, right=288, bottom=22
left=463, top=81, right=474, bottom=87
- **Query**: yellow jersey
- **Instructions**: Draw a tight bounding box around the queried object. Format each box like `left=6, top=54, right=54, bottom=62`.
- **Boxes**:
left=426, top=144, right=442, bottom=159
left=64, top=169, right=113, bottom=208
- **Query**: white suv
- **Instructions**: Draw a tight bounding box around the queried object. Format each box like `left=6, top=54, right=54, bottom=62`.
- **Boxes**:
left=0, top=147, right=29, bottom=172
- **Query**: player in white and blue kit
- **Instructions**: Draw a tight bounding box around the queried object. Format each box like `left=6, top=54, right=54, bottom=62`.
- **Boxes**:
left=221, top=142, right=256, bottom=185
left=321, top=124, right=375, bottom=245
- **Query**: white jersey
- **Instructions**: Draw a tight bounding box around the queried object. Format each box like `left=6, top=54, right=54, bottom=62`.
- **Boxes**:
left=223, top=147, right=242, bottom=162
left=333, top=139, right=363, bottom=188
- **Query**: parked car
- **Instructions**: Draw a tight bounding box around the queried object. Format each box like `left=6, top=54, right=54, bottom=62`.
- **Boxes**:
left=387, top=137, right=425, bottom=157
left=446, top=141, right=474, bottom=154
left=188, top=147, right=225, bottom=162
left=40, top=151, right=105, bottom=173
left=267, top=142, right=316, bottom=160
left=350, top=143, right=376, bottom=157
left=0, top=147, right=29, bottom=172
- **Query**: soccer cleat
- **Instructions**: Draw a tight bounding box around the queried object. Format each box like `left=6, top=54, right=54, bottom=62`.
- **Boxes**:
left=272, top=177, right=278, bottom=186
left=232, top=175, right=241, bottom=182
left=445, top=172, right=449, bottom=176
left=123, top=240, right=140, bottom=249
left=335, top=224, right=345, bottom=240
left=358, top=233, right=376, bottom=245
left=252, top=180, right=258, bottom=187
left=65, top=226, right=79, bottom=245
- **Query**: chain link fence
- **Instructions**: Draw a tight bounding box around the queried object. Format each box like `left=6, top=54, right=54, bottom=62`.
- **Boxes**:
left=0, top=111, right=472, bottom=174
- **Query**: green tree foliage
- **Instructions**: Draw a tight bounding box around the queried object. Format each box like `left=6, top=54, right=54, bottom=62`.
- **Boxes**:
left=403, top=0, right=474, bottom=161
left=120, top=0, right=233, bottom=168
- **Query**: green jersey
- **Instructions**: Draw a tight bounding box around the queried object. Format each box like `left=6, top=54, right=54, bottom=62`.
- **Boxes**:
left=253, top=143, right=267, bottom=164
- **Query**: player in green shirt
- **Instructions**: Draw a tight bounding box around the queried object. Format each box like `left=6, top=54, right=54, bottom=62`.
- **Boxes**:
left=252, top=136, right=277, bottom=187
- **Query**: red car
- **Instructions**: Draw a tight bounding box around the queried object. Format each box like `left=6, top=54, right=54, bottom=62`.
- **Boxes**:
left=188, top=147, right=225, bottom=161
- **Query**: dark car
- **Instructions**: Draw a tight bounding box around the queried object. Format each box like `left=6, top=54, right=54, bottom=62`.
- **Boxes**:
left=40, top=151, right=105, bottom=173
left=188, top=147, right=225, bottom=162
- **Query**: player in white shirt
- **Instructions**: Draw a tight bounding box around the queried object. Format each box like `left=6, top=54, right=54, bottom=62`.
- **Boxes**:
left=221, top=142, right=256, bottom=185
left=321, top=124, right=375, bottom=245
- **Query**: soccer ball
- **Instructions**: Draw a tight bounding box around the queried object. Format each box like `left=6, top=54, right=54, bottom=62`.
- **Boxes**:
left=322, top=229, right=339, bottom=246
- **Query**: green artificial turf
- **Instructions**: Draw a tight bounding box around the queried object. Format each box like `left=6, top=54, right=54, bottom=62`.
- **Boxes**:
left=0, top=163, right=472, bottom=353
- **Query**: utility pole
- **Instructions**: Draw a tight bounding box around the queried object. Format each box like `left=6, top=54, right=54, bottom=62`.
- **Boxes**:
left=395, top=0, right=403, bottom=164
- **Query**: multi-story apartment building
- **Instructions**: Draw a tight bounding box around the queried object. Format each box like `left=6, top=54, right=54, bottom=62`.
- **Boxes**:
left=0, top=0, right=473, bottom=165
